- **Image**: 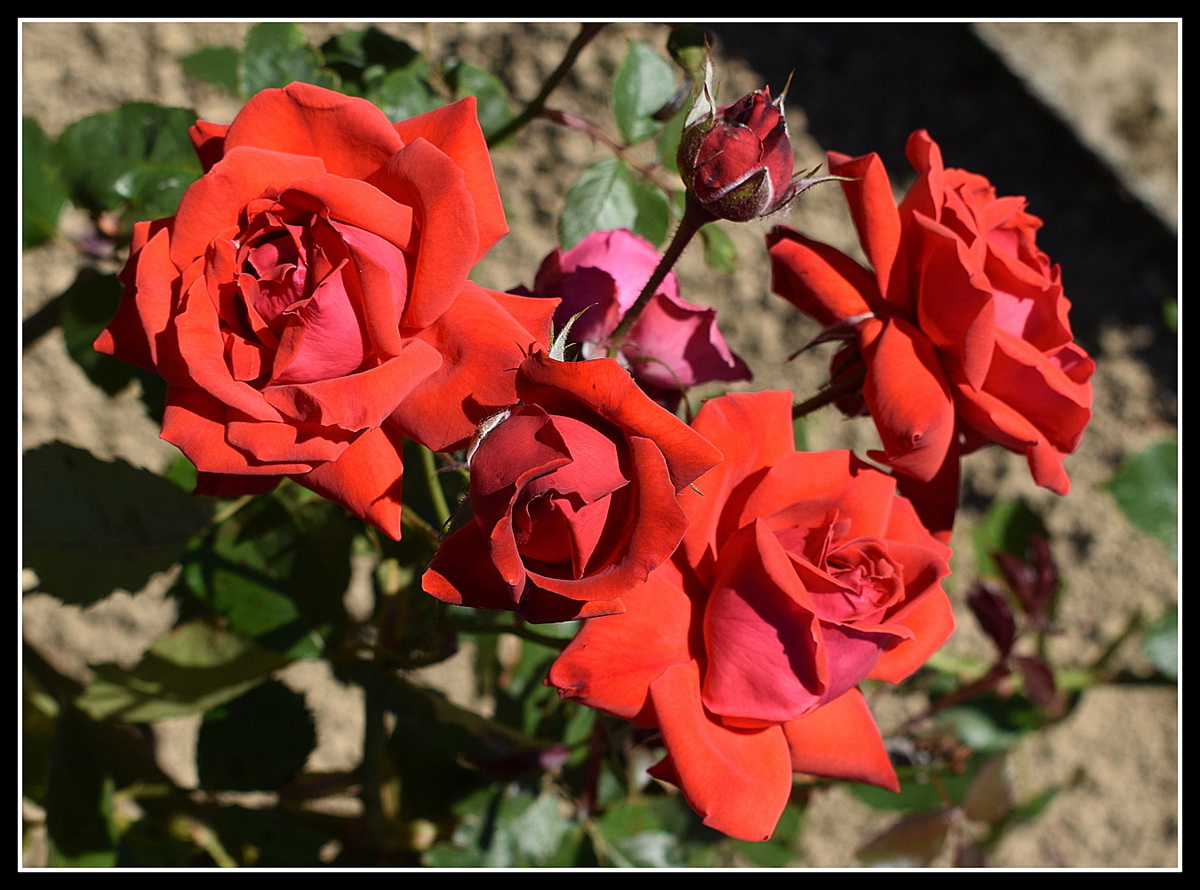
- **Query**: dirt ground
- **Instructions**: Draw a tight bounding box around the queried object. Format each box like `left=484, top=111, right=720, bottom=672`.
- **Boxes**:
left=21, top=21, right=1179, bottom=869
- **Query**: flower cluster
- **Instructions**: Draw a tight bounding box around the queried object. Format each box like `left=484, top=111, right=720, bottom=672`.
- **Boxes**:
left=95, top=81, right=1091, bottom=843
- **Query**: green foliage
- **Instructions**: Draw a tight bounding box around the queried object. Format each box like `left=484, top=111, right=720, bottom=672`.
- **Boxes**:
left=427, top=783, right=586, bottom=867
left=45, top=706, right=117, bottom=866
left=444, top=60, right=515, bottom=140
left=22, top=442, right=214, bottom=606
left=699, top=221, right=739, bottom=272
left=1142, top=606, right=1178, bottom=681
left=971, top=497, right=1049, bottom=579
left=179, top=45, right=240, bottom=95
left=74, top=620, right=292, bottom=723
left=1106, top=440, right=1178, bottom=561
left=22, top=116, right=68, bottom=250
left=197, top=680, right=317, bottom=792
left=240, top=22, right=335, bottom=95
left=58, top=271, right=136, bottom=397
left=53, top=103, right=202, bottom=227
left=559, top=156, right=640, bottom=248
left=612, top=41, right=679, bottom=145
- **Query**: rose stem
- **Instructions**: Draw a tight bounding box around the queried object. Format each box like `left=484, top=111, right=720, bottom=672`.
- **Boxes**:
left=418, top=443, right=452, bottom=529
left=791, top=363, right=867, bottom=420
left=487, top=23, right=608, bottom=147
left=609, top=193, right=715, bottom=350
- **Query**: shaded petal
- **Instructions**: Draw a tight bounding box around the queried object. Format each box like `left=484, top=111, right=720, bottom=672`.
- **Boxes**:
left=868, top=584, right=955, bottom=683
left=702, top=521, right=825, bottom=725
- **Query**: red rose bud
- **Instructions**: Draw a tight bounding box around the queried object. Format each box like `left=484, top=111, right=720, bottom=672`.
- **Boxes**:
left=677, top=85, right=800, bottom=222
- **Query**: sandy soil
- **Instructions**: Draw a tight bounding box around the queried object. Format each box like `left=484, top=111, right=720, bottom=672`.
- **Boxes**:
left=21, top=21, right=1178, bottom=868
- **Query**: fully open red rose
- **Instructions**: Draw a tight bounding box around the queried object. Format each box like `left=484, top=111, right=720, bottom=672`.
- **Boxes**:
left=422, top=349, right=723, bottom=623
left=768, top=130, right=1093, bottom=536
left=549, top=390, right=953, bottom=841
left=94, top=84, right=553, bottom=539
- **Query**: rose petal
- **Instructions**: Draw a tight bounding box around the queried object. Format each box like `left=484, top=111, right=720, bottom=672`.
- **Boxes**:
left=782, top=687, right=898, bottom=791
left=647, top=660, right=794, bottom=842
left=223, top=82, right=404, bottom=180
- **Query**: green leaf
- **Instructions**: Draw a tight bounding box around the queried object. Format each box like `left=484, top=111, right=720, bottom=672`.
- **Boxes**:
left=1142, top=605, right=1178, bottom=681
left=428, top=784, right=582, bottom=868
left=45, top=706, right=116, bottom=866
left=182, top=489, right=353, bottom=658
left=59, top=270, right=136, bottom=397
left=559, top=156, right=638, bottom=249
left=444, top=60, right=513, bottom=139
left=53, top=103, right=202, bottom=224
left=971, top=497, right=1049, bottom=579
left=631, top=178, right=671, bottom=247
left=75, top=620, right=292, bottom=723
left=22, top=116, right=68, bottom=249
left=666, top=24, right=711, bottom=80
left=699, top=222, right=739, bottom=272
left=197, top=679, right=316, bottom=791
left=371, top=65, right=442, bottom=122
left=239, top=22, right=330, bottom=95
left=1106, top=440, right=1178, bottom=560
left=22, top=442, right=215, bottom=605
left=612, top=41, right=679, bottom=145
left=180, top=45, right=241, bottom=95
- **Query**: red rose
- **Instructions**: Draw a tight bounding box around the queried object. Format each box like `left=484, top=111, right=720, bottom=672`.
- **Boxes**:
left=94, top=84, right=553, bottom=539
left=422, top=349, right=723, bottom=623
left=549, top=390, right=953, bottom=841
left=769, top=130, right=1093, bottom=535
left=512, top=229, right=750, bottom=406
left=677, top=87, right=798, bottom=222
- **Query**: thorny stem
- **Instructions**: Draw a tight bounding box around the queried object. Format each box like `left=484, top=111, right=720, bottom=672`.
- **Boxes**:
left=609, top=193, right=715, bottom=349
left=487, top=23, right=608, bottom=147
left=791, top=363, right=867, bottom=420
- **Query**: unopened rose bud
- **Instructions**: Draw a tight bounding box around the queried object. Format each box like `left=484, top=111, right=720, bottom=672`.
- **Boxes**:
left=676, top=85, right=798, bottom=222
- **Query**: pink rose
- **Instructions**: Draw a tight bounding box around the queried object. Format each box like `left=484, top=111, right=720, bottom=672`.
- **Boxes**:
left=94, top=84, right=553, bottom=539
left=422, top=349, right=723, bottom=623
left=512, top=229, right=750, bottom=408
left=549, top=390, right=953, bottom=840
left=769, top=130, right=1093, bottom=535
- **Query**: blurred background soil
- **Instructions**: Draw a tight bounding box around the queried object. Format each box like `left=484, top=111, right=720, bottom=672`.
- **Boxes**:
left=21, top=21, right=1179, bottom=868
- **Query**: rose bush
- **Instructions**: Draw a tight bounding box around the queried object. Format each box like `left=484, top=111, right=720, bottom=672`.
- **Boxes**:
left=769, top=130, right=1093, bottom=535
left=94, top=83, right=554, bottom=539
left=549, top=390, right=954, bottom=840
left=422, top=348, right=723, bottom=623
left=511, top=228, right=750, bottom=407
